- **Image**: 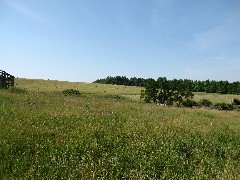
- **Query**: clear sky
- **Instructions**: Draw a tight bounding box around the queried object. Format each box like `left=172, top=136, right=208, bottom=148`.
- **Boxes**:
left=1, top=0, right=240, bottom=82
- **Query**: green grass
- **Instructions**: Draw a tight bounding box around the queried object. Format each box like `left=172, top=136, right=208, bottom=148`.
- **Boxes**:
left=0, top=79, right=240, bottom=179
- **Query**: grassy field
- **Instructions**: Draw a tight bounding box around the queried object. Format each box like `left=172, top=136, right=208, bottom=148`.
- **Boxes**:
left=0, top=78, right=240, bottom=179
left=15, top=78, right=240, bottom=103
left=15, top=78, right=143, bottom=95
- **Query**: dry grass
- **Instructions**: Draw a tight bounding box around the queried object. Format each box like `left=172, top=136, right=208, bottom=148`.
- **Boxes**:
left=15, top=78, right=143, bottom=95
left=193, top=92, right=240, bottom=104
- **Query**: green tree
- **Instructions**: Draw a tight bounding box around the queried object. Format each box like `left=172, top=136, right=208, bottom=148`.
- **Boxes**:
left=141, top=77, right=194, bottom=105
left=140, top=78, right=158, bottom=103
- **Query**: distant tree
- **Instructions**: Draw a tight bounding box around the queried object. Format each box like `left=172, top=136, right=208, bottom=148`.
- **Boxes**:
left=208, top=80, right=217, bottom=93
left=217, top=80, right=229, bottom=94
left=129, top=77, right=137, bottom=86
left=204, top=80, right=211, bottom=93
left=141, top=77, right=194, bottom=105
left=140, top=78, right=158, bottom=103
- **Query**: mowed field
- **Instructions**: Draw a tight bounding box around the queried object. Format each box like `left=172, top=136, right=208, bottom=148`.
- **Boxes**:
left=0, top=78, right=240, bottom=179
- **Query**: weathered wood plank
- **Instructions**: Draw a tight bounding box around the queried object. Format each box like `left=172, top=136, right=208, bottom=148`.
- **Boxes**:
left=0, top=70, right=15, bottom=88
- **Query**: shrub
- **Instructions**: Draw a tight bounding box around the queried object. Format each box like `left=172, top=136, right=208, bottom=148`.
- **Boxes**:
left=62, top=89, right=81, bottom=96
left=199, top=99, right=212, bottom=107
left=182, top=99, right=198, bottom=107
left=214, top=103, right=234, bottom=110
left=233, top=98, right=240, bottom=105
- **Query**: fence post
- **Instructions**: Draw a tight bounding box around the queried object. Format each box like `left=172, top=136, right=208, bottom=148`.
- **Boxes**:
left=0, top=70, right=15, bottom=88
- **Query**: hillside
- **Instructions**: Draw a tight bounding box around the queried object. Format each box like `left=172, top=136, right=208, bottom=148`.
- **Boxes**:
left=15, top=78, right=240, bottom=103
left=0, top=78, right=240, bottom=179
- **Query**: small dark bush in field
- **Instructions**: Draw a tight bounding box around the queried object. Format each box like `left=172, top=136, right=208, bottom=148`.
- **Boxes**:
left=214, top=103, right=234, bottom=110
left=199, top=99, right=212, bottom=106
left=182, top=99, right=198, bottom=107
left=9, top=87, right=27, bottom=94
left=233, top=98, right=240, bottom=105
left=62, top=89, right=81, bottom=96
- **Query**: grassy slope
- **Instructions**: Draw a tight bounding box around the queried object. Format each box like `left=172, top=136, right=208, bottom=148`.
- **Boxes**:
left=0, top=78, right=240, bottom=179
left=15, top=78, right=240, bottom=103
left=15, top=78, right=143, bottom=95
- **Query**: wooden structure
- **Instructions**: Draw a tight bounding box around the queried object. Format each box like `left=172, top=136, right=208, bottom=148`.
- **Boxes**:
left=0, top=70, right=15, bottom=88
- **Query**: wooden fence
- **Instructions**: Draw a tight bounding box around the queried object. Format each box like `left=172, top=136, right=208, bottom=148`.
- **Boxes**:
left=0, top=70, right=15, bottom=88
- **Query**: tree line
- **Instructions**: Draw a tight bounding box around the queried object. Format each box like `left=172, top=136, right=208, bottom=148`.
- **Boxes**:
left=94, top=76, right=146, bottom=87
left=94, top=76, right=240, bottom=94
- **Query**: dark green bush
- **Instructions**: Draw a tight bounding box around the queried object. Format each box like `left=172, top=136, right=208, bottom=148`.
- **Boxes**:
left=199, top=99, right=212, bottom=107
left=62, top=89, right=81, bottom=96
left=214, top=103, right=234, bottom=110
left=182, top=99, right=198, bottom=107
left=233, top=98, right=240, bottom=105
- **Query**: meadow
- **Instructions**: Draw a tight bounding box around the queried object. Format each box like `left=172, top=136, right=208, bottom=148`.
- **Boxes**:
left=0, top=78, right=240, bottom=179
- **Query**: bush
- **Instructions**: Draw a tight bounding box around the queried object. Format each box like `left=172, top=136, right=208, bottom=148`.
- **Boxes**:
left=199, top=99, right=212, bottom=107
left=62, top=89, right=81, bottom=96
left=214, top=103, right=234, bottom=110
left=233, top=98, right=240, bottom=105
left=182, top=99, right=198, bottom=107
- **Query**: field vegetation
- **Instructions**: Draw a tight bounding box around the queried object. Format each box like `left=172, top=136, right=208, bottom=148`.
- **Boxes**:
left=0, top=78, right=240, bottom=179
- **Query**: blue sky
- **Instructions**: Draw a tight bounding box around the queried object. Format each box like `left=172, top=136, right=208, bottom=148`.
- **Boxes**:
left=1, top=0, right=240, bottom=82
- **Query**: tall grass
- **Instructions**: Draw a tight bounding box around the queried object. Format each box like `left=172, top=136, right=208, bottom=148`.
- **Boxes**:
left=0, top=83, right=240, bottom=179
